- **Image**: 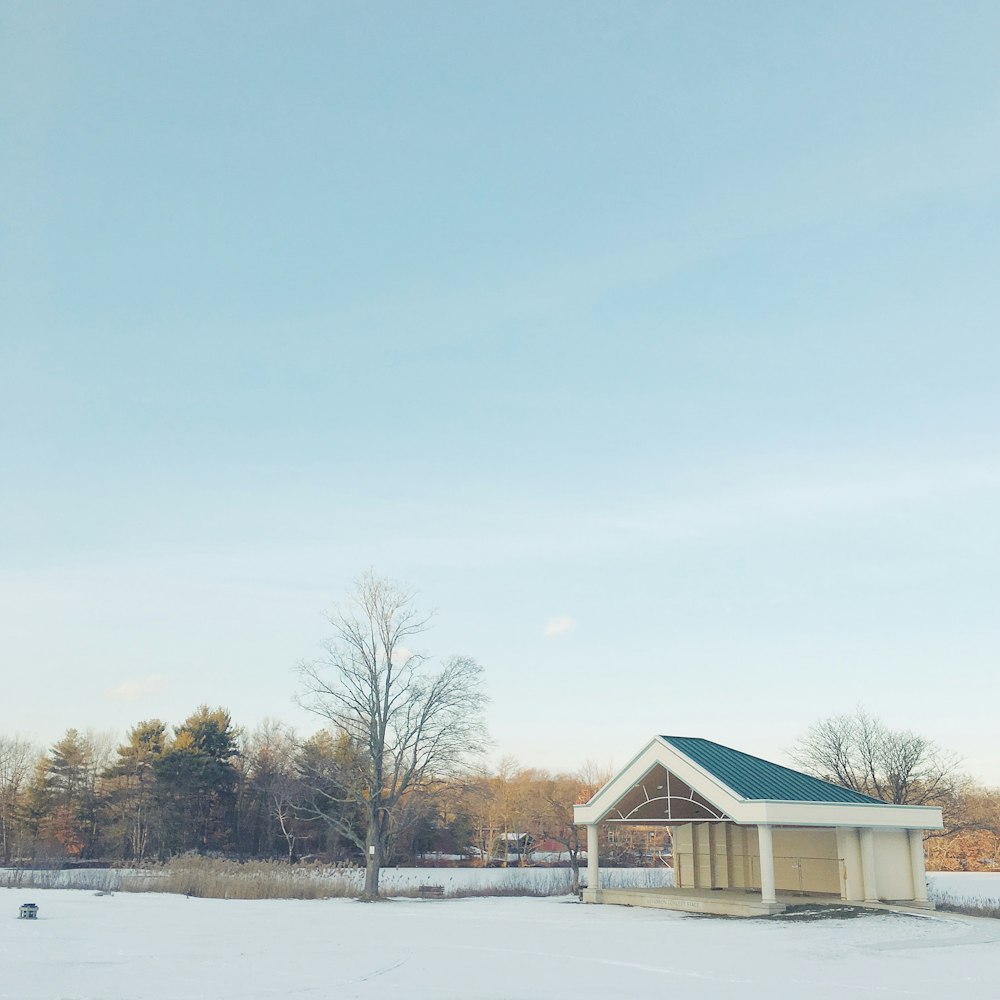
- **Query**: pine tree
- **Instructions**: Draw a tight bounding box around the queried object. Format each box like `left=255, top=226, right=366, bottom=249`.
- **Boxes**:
left=106, top=720, right=167, bottom=859
left=154, top=707, right=240, bottom=854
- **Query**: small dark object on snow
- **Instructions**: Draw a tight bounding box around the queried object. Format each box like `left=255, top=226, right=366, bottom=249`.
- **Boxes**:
left=19, top=903, right=39, bottom=919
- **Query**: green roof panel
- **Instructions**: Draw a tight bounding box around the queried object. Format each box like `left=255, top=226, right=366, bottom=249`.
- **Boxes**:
left=661, top=736, right=885, bottom=804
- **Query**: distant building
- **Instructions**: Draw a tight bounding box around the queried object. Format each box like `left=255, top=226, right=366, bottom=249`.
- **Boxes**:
left=574, top=735, right=943, bottom=916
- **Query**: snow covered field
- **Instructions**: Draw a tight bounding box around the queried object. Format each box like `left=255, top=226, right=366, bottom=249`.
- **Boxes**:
left=5, top=884, right=1000, bottom=1000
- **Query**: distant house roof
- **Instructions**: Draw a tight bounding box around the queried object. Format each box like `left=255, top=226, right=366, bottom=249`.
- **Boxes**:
left=660, top=736, right=884, bottom=805
left=532, top=838, right=572, bottom=855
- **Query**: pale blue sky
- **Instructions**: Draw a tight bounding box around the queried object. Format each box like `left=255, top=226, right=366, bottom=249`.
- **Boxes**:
left=2, top=2, right=999, bottom=782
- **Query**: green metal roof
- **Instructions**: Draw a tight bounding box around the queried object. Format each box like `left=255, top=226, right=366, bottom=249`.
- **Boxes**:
left=661, top=736, right=885, bottom=804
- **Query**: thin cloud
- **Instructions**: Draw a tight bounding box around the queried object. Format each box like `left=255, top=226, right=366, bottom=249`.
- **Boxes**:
left=104, top=675, right=165, bottom=703
left=543, top=615, right=576, bottom=638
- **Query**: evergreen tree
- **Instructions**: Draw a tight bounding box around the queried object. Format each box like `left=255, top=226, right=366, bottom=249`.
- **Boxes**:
left=44, top=729, right=109, bottom=858
left=105, top=720, right=167, bottom=859
left=295, top=728, right=366, bottom=861
left=154, top=707, right=240, bottom=854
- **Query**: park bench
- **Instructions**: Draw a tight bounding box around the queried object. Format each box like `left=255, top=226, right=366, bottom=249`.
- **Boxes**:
left=417, top=884, right=445, bottom=899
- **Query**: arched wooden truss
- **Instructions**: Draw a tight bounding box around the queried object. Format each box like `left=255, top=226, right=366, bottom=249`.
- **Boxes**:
left=605, top=764, right=731, bottom=824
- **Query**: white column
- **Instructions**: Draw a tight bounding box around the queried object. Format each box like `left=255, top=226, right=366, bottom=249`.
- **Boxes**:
left=757, top=824, right=776, bottom=904
left=908, top=829, right=929, bottom=902
left=586, top=824, right=600, bottom=896
left=836, top=827, right=863, bottom=901
left=707, top=824, right=717, bottom=887
left=860, top=828, right=879, bottom=903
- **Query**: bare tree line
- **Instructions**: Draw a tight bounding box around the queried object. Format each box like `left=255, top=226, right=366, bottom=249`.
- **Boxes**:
left=791, top=705, right=1000, bottom=871
left=0, top=720, right=615, bottom=880
left=2, top=709, right=994, bottom=878
left=790, top=705, right=962, bottom=806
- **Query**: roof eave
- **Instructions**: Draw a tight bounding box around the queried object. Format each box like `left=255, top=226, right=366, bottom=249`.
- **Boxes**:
left=733, top=799, right=944, bottom=830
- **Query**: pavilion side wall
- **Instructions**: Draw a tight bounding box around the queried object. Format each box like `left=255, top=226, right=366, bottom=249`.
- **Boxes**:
left=872, top=829, right=915, bottom=900
left=836, top=827, right=918, bottom=901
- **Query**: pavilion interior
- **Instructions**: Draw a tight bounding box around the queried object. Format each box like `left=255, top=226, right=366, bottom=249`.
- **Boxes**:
left=603, top=764, right=843, bottom=897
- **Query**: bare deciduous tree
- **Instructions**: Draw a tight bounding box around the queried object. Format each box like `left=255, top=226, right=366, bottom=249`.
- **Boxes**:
left=535, top=768, right=613, bottom=895
left=0, top=736, right=37, bottom=863
left=242, top=720, right=303, bottom=861
left=790, top=706, right=962, bottom=805
left=296, top=571, right=489, bottom=898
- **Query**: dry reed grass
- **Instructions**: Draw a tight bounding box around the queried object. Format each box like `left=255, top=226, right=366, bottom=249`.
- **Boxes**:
left=1, top=860, right=672, bottom=901
left=120, top=857, right=362, bottom=900
left=0, top=868, right=124, bottom=892
left=932, top=895, right=1000, bottom=919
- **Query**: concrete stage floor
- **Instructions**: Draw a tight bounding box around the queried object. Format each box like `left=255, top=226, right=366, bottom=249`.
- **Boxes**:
left=582, top=886, right=937, bottom=918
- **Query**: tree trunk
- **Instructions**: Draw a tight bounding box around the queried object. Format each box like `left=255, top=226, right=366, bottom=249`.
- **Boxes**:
left=363, top=809, right=385, bottom=898
left=364, top=852, right=379, bottom=896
